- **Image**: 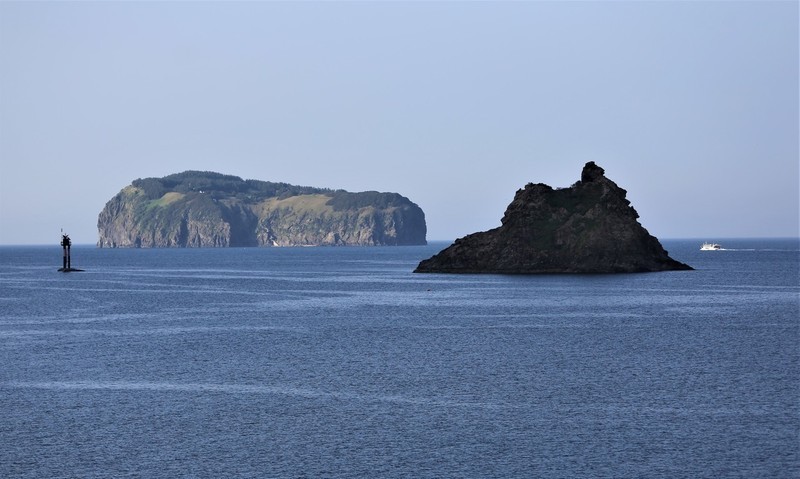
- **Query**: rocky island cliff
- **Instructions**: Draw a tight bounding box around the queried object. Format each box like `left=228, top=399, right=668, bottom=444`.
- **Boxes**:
left=415, top=162, right=691, bottom=273
left=98, top=171, right=426, bottom=247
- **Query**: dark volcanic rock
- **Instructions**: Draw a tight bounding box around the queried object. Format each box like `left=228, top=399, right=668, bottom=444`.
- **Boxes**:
left=415, top=162, right=692, bottom=274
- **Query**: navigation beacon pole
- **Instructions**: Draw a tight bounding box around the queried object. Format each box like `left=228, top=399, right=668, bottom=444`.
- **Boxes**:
left=60, top=232, right=71, bottom=270
left=58, top=231, right=82, bottom=272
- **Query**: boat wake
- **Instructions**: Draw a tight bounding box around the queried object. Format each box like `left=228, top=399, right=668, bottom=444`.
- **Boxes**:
left=2, top=380, right=512, bottom=410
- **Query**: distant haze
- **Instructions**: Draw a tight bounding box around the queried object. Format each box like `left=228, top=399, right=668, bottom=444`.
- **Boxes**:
left=1, top=1, right=797, bottom=245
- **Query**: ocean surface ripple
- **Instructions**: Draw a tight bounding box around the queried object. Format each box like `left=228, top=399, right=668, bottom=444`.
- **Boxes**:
left=1, top=239, right=798, bottom=478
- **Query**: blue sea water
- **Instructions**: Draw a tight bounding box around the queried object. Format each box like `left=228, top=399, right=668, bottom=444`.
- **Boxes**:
left=0, top=239, right=797, bottom=478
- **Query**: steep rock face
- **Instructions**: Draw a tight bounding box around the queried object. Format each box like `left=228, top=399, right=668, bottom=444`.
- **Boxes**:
left=415, top=162, right=691, bottom=273
left=97, top=171, right=426, bottom=247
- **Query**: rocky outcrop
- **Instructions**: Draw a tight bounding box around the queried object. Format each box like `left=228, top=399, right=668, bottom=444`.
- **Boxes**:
left=97, top=171, right=426, bottom=247
left=415, top=162, right=691, bottom=273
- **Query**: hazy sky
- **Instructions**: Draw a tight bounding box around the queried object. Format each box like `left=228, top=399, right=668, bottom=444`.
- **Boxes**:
left=1, top=1, right=797, bottom=245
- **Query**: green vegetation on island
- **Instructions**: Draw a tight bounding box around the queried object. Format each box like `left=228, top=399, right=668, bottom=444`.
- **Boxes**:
left=98, top=171, right=427, bottom=248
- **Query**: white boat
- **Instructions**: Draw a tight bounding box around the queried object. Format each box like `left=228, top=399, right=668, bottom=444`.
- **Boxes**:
left=700, top=242, right=721, bottom=251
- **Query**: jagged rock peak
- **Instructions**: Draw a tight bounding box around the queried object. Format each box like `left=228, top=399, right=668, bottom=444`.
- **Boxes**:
left=415, top=162, right=692, bottom=274
left=580, top=161, right=605, bottom=183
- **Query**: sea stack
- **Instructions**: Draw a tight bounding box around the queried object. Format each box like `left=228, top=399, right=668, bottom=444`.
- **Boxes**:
left=415, top=162, right=692, bottom=274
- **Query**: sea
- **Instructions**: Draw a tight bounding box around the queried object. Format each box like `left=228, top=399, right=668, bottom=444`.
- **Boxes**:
left=0, top=238, right=797, bottom=478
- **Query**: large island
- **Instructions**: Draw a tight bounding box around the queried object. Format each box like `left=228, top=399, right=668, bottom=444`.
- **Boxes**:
left=98, top=171, right=426, bottom=247
left=415, top=162, right=691, bottom=273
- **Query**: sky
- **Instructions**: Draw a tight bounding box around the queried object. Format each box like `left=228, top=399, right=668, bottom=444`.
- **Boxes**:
left=0, top=1, right=797, bottom=245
